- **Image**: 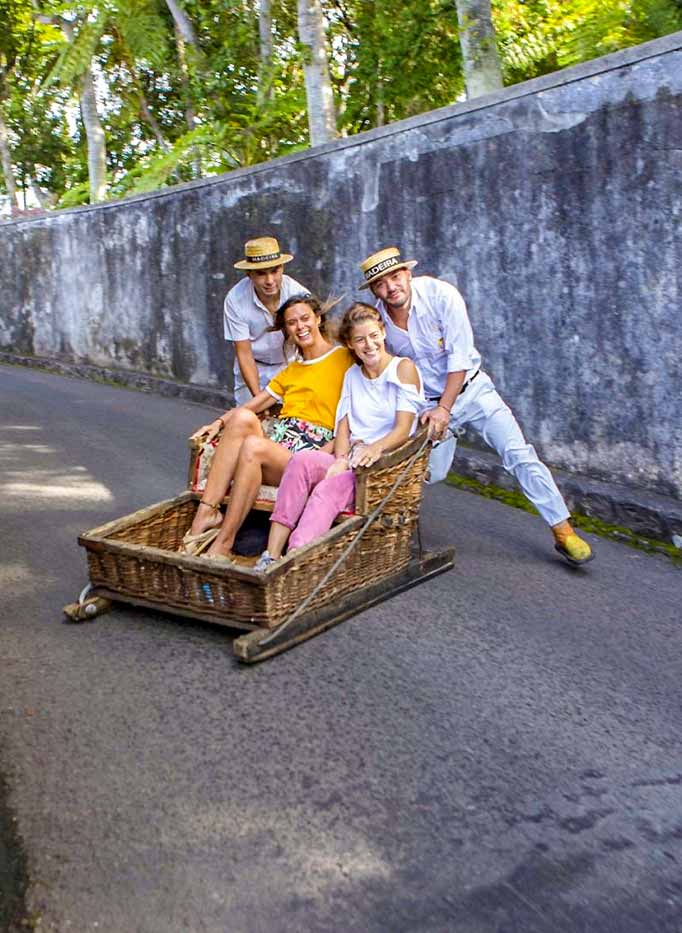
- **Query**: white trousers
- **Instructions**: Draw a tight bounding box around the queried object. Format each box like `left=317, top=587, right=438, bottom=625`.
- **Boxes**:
left=445, top=371, right=570, bottom=528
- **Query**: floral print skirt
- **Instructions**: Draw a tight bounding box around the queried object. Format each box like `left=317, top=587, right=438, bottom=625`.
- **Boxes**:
left=264, top=416, right=333, bottom=453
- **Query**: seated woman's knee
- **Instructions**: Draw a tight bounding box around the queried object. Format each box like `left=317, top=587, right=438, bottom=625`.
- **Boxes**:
left=239, top=433, right=272, bottom=464
left=229, top=408, right=261, bottom=432
left=310, top=471, right=349, bottom=500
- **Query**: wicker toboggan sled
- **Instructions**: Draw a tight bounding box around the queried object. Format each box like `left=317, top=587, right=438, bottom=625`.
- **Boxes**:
left=65, top=427, right=455, bottom=663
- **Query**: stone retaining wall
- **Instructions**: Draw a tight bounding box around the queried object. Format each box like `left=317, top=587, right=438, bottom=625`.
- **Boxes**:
left=1, top=33, right=680, bottom=499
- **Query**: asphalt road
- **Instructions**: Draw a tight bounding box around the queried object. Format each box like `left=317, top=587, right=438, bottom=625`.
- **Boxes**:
left=1, top=363, right=681, bottom=933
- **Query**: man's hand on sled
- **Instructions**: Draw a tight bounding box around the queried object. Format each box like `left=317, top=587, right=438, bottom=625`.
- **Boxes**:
left=421, top=405, right=450, bottom=439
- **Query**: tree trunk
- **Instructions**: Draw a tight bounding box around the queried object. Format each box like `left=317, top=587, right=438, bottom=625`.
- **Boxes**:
left=0, top=109, right=19, bottom=210
left=257, top=0, right=273, bottom=105
left=297, top=0, right=337, bottom=147
left=36, top=14, right=108, bottom=202
left=174, top=25, right=197, bottom=133
left=164, top=0, right=199, bottom=47
left=138, top=93, right=170, bottom=150
left=173, top=25, right=200, bottom=176
left=165, top=0, right=200, bottom=172
left=375, top=70, right=385, bottom=128
left=454, top=0, right=503, bottom=99
left=79, top=67, right=108, bottom=202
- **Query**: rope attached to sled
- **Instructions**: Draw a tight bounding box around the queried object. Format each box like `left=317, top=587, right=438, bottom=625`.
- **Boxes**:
left=257, top=434, right=432, bottom=648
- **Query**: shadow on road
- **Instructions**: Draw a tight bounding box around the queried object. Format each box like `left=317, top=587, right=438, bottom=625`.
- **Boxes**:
left=0, top=771, right=27, bottom=933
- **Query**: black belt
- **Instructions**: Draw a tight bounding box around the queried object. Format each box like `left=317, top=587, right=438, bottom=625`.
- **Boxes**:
left=428, top=370, right=479, bottom=405
left=459, top=369, right=479, bottom=394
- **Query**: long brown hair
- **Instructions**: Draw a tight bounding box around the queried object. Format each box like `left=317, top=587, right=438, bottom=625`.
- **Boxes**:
left=337, top=302, right=385, bottom=364
left=269, top=293, right=337, bottom=356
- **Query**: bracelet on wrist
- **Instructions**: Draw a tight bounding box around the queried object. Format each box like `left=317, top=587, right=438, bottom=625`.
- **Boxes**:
left=436, top=404, right=451, bottom=414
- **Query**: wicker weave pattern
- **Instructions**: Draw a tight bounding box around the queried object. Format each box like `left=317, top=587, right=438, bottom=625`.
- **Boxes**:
left=355, top=444, right=430, bottom=516
left=106, top=499, right=195, bottom=548
left=81, top=434, right=429, bottom=630
left=261, top=522, right=414, bottom=624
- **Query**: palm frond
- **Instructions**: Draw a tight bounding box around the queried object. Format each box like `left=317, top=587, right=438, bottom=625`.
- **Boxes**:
left=45, top=13, right=107, bottom=88
left=115, top=0, right=169, bottom=67
left=113, top=122, right=238, bottom=195
left=556, top=0, right=682, bottom=67
left=499, top=28, right=557, bottom=71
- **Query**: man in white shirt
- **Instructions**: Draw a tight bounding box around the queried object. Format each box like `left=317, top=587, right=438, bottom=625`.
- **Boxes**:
left=225, top=237, right=307, bottom=405
left=360, top=246, right=594, bottom=566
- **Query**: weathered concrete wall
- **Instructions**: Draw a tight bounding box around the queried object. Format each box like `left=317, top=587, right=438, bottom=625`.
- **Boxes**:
left=1, top=34, right=681, bottom=498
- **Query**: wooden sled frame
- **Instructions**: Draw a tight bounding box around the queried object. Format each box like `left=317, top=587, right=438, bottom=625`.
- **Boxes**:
left=64, top=545, right=454, bottom=663
left=65, top=430, right=455, bottom=663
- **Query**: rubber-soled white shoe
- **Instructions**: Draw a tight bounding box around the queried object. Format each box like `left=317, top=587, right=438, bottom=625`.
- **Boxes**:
left=255, top=550, right=277, bottom=572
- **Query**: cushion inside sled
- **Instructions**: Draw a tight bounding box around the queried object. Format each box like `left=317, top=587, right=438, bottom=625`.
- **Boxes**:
left=232, top=509, right=271, bottom=557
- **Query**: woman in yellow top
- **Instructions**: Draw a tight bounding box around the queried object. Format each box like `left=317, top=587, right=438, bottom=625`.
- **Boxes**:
left=185, top=294, right=353, bottom=560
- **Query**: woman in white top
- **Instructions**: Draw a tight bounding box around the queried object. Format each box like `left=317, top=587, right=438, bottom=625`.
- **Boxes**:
left=256, top=303, right=424, bottom=569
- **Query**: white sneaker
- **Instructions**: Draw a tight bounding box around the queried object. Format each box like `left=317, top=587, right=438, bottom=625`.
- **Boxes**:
left=255, top=550, right=276, bottom=572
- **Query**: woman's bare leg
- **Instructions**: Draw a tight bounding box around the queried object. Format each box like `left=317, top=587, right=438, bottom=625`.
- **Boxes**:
left=206, top=436, right=292, bottom=557
left=189, top=409, right=262, bottom=535
left=265, top=522, right=292, bottom=560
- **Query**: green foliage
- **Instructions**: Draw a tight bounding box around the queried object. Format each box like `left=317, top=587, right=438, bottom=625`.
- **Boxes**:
left=3, top=0, right=681, bottom=210
left=111, top=84, right=310, bottom=197
left=555, top=0, right=682, bottom=66
left=0, top=6, right=78, bottom=204
left=56, top=178, right=90, bottom=207
left=332, top=0, right=465, bottom=133
left=50, top=16, right=105, bottom=86
left=493, top=1, right=565, bottom=81
left=0, top=0, right=27, bottom=81
left=493, top=0, right=682, bottom=81
left=114, top=0, right=170, bottom=69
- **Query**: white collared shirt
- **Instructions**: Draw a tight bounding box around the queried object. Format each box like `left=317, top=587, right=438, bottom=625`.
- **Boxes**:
left=223, top=274, right=306, bottom=367
left=376, top=276, right=481, bottom=398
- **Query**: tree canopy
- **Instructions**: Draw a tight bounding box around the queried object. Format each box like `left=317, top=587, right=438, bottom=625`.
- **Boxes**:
left=1, top=0, right=680, bottom=212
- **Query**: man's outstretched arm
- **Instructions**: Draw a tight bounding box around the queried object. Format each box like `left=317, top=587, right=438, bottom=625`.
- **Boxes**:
left=234, top=340, right=261, bottom=397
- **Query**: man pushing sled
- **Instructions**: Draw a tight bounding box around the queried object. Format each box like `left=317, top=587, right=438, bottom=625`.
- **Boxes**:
left=361, top=246, right=594, bottom=566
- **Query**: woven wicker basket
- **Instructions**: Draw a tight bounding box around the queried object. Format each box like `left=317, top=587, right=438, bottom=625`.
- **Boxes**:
left=79, top=431, right=430, bottom=630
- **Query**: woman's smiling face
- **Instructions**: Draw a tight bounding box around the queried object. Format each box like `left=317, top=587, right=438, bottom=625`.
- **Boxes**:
left=283, top=301, right=321, bottom=349
left=348, top=319, right=387, bottom=368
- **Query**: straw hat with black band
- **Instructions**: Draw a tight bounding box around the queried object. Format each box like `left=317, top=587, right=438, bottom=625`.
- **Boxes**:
left=234, top=236, right=294, bottom=271
left=359, top=247, right=418, bottom=290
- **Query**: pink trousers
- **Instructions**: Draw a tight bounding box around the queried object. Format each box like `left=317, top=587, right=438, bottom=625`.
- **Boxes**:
left=270, top=450, right=355, bottom=551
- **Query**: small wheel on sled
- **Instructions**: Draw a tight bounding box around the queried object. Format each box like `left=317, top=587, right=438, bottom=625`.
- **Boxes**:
left=63, top=583, right=113, bottom=624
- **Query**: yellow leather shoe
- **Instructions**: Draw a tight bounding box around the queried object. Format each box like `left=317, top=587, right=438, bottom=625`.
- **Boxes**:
left=554, top=532, right=594, bottom=566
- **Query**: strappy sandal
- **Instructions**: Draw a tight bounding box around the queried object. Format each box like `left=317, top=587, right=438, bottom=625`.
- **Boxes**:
left=180, top=500, right=222, bottom=555
left=198, top=498, right=222, bottom=516
left=180, top=527, right=220, bottom=557
left=203, top=551, right=232, bottom=563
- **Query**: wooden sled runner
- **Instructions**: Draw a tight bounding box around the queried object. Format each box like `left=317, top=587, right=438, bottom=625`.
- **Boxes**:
left=66, top=429, right=455, bottom=663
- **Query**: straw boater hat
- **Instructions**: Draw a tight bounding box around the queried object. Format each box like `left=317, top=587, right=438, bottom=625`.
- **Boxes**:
left=359, top=246, right=418, bottom=289
left=234, top=236, right=294, bottom=271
